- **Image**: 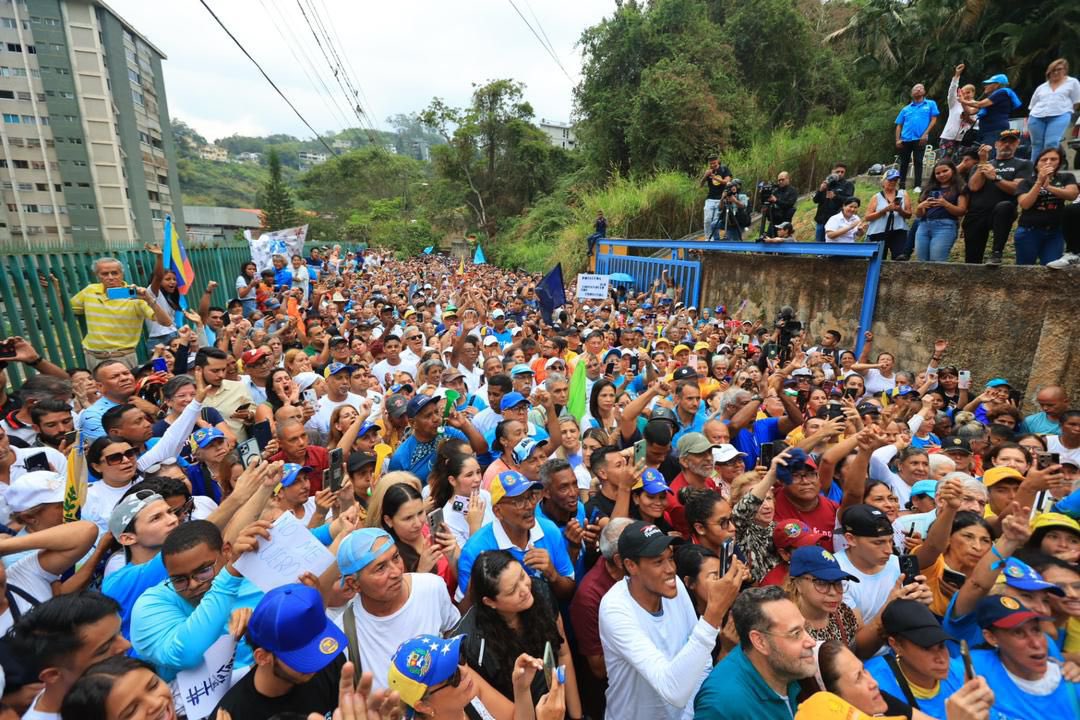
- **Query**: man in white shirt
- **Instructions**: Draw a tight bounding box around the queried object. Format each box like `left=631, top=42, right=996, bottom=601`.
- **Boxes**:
left=834, top=504, right=911, bottom=624
left=371, top=336, right=417, bottom=390
left=399, top=324, right=426, bottom=368
left=307, top=363, right=365, bottom=445
left=1046, top=411, right=1080, bottom=468
left=599, top=520, right=745, bottom=720
left=332, top=528, right=459, bottom=690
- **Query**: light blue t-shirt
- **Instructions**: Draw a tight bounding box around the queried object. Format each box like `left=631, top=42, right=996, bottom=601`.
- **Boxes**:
left=102, top=553, right=168, bottom=639
left=865, top=653, right=966, bottom=719
left=895, top=99, right=941, bottom=141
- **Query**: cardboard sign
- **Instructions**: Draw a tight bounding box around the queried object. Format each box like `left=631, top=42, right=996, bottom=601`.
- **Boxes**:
left=576, top=274, right=610, bottom=300
left=232, top=510, right=334, bottom=592
left=176, top=635, right=236, bottom=719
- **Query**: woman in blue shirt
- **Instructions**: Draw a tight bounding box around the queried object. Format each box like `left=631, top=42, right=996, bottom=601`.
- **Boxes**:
left=914, top=160, right=968, bottom=262
left=962, top=73, right=1023, bottom=147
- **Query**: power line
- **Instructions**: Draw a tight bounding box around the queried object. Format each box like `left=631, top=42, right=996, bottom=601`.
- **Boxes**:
left=314, top=0, right=379, bottom=127
left=305, top=0, right=379, bottom=132
left=522, top=0, right=560, bottom=67
left=197, top=0, right=338, bottom=156
left=506, top=0, right=573, bottom=83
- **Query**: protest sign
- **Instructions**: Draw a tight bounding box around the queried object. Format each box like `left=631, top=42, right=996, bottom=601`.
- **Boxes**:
left=176, top=634, right=236, bottom=720
left=245, top=224, right=308, bottom=272
left=576, top=273, right=610, bottom=300
left=232, top=510, right=335, bottom=592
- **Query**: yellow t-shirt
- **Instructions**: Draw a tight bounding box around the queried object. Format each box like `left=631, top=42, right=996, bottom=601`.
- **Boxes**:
left=70, top=284, right=154, bottom=351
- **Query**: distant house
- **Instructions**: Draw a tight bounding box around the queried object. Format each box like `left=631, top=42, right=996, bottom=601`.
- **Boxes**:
left=236, top=151, right=262, bottom=164
left=298, top=151, right=329, bottom=170
left=332, top=138, right=353, bottom=151
left=538, top=119, right=576, bottom=150
left=198, top=145, right=229, bottom=162
left=184, top=206, right=262, bottom=244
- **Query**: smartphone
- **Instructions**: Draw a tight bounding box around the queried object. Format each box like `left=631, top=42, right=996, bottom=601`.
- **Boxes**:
left=151, top=357, right=168, bottom=373
left=542, top=641, right=556, bottom=691
left=0, top=338, right=16, bottom=360
left=237, top=437, right=260, bottom=468
left=824, top=401, right=846, bottom=420
left=604, top=361, right=616, bottom=376
left=427, top=508, right=445, bottom=537
left=1007, top=389, right=1023, bottom=406
left=328, top=447, right=345, bottom=492
left=942, top=568, right=967, bottom=588
left=1036, top=452, right=1060, bottom=469
left=251, top=420, right=273, bottom=451
left=628, top=357, right=639, bottom=374
left=960, top=639, right=974, bottom=681
left=687, top=353, right=698, bottom=367
left=588, top=506, right=602, bottom=525
left=958, top=370, right=971, bottom=389
left=899, top=554, right=920, bottom=585
left=842, top=387, right=859, bottom=400
left=759, top=441, right=778, bottom=469
left=106, top=286, right=137, bottom=300
left=61, top=430, right=78, bottom=447
left=633, top=439, right=647, bottom=466
left=302, top=388, right=317, bottom=405
left=24, top=451, right=50, bottom=473
left=719, top=538, right=735, bottom=576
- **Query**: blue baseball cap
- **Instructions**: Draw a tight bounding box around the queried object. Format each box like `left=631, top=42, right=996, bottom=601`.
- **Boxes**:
left=910, top=480, right=937, bottom=499
left=510, top=364, right=534, bottom=377
left=985, top=377, right=1012, bottom=388
left=976, top=595, right=1042, bottom=630
left=633, top=468, right=672, bottom=495
left=388, top=634, right=466, bottom=708
left=324, top=362, right=355, bottom=378
left=789, top=546, right=860, bottom=583
left=885, top=168, right=901, bottom=181
left=996, top=557, right=1065, bottom=596
left=277, top=462, right=313, bottom=491
left=337, top=528, right=395, bottom=577
left=247, top=583, right=347, bottom=673
left=407, top=394, right=438, bottom=418
left=191, top=427, right=225, bottom=449
left=357, top=421, right=379, bottom=437
left=499, top=391, right=529, bottom=412
left=981, top=73, right=1009, bottom=86
left=642, top=302, right=653, bottom=310
left=512, top=437, right=547, bottom=465
left=489, top=469, right=541, bottom=506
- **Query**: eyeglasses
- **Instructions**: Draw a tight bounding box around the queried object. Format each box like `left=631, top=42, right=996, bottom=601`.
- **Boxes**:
left=504, top=489, right=542, bottom=509
left=810, top=578, right=848, bottom=594
left=713, top=515, right=733, bottom=529
left=550, top=363, right=565, bottom=370
left=758, top=625, right=812, bottom=642
left=166, top=561, right=217, bottom=591
left=427, top=664, right=465, bottom=696
left=103, top=448, right=139, bottom=465
left=168, top=497, right=195, bottom=520
left=406, top=335, right=422, bottom=341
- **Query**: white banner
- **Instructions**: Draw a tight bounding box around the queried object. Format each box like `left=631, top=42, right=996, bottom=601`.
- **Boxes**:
left=576, top=273, right=610, bottom=300
left=176, top=635, right=236, bottom=719
left=231, top=510, right=335, bottom=592
left=245, top=224, right=308, bottom=272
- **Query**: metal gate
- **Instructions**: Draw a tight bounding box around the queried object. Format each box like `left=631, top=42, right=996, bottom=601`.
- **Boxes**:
left=594, top=247, right=700, bottom=308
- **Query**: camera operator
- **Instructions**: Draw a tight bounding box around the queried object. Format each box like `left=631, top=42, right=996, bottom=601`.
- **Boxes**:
left=812, top=163, right=855, bottom=243
left=720, top=179, right=750, bottom=242
left=701, top=155, right=733, bottom=241
left=765, top=171, right=799, bottom=236
left=764, top=221, right=794, bottom=244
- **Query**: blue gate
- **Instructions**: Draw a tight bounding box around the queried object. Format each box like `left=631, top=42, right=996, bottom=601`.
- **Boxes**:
left=594, top=246, right=700, bottom=308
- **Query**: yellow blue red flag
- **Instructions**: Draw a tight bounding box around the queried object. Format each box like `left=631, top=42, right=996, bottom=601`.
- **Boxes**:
left=164, top=214, right=195, bottom=295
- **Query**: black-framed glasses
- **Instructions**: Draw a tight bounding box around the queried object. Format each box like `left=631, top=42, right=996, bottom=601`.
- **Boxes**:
left=406, top=335, right=422, bottom=341
left=104, top=448, right=139, bottom=465
left=810, top=578, right=848, bottom=594
left=168, top=497, right=195, bottom=520
left=504, top=489, right=542, bottom=509
left=714, top=515, right=733, bottom=530
left=166, top=561, right=216, bottom=591
left=427, top=664, right=465, bottom=695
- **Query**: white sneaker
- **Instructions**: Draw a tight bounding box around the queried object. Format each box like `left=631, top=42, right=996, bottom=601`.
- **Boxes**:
left=1047, top=252, right=1080, bottom=269
left=913, top=186, right=922, bottom=194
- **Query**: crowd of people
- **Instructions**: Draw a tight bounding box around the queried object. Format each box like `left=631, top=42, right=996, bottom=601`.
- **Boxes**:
left=0, top=244, right=1077, bottom=720
left=697, top=59, right=1080, bottom=267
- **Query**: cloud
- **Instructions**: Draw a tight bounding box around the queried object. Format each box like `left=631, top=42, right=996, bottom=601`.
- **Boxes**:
left=108, top=0, right=611, bottom=141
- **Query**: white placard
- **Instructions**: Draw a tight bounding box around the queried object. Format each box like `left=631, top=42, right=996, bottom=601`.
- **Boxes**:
left=576, top=273, right=610, bottom=300
left=245, top=224, right=308, bottom=272
left=232, top=510, right=335, bottom=592
left=176, top=634, right=236, bottom=719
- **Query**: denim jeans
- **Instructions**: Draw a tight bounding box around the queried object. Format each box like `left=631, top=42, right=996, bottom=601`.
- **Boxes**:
left=815, top=223, right=827, bottom=243
left=1014, top=225, right=1065, bottom=265
left=724, top=225, right=743, bottom=242
left=704, top=199, right=722, bottom=240
left=914, top=218, right=958, bottom=261
left=1027, top=113, right=1072, bottom=161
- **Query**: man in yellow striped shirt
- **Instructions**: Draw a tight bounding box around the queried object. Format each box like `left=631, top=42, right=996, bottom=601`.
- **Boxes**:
left=70, top=257, right=174, bottom=370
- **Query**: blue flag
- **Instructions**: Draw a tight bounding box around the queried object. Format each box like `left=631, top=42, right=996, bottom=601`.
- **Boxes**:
left=422, top=246, right=434, bottom=255
left=473, top=245, right=486, bottom=264
left=535, top=263, right=566, bottom=325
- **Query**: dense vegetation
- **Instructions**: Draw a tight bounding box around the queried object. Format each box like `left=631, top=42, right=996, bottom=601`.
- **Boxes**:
left=176, top=0, right=1078, bottom=271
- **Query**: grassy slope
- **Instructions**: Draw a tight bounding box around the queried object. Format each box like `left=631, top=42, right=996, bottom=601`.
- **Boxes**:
left=178, top=156, right=300, bottom=209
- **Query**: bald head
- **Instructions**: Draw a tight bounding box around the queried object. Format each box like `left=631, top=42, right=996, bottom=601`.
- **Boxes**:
left=1036, top=386, right=1069, bottom=419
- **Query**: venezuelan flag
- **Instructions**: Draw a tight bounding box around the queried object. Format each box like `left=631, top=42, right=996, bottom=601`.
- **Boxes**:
left=164, top=214, right=195, bottom=295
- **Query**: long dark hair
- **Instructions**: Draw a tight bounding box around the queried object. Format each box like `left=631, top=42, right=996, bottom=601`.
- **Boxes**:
left=264, top=368, right=293, bottom=410
left=379, top=482, right=424, bottom=572
left=680, top=487, right=724, bottom=539
left=468, top=550, right=562, bottom=700
left=930, top=159, right=964, bottom=196
left=589, top=379, right=616, bottom=423
left=428, top=441, right=472, bottom=508
left=240, top=261, right=257, bottom=280
left=61, top=656, right=160, bottom=720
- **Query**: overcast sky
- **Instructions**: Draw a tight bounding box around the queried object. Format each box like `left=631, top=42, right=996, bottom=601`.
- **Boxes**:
left=108, top=0, right=613, bottom=142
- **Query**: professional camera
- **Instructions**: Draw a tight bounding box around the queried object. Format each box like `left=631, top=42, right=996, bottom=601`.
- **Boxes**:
left=825, top=173, right=844, bottom=192
left=774, top=306, right=802, bottom=334
left=756, top=181, right=779, bottom=208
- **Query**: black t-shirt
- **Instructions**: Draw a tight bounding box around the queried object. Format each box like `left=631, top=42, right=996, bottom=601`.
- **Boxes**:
left=214, top=654, right=344, bottom=720
left=1017, top=172, right=1078, bottom=227
left=705, top=166, right=732, bottom=200
left=813, top=180, right=855, bottom=224
left=963, top=157, right=1033, bottom=213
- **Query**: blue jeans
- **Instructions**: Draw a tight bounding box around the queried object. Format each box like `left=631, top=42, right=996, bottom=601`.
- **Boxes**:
left=704, top=199, right=722, bottom=240
left=815, top=223, right=827, bottom=243
left=914, top=218, right=958, bottom=261
left=1028, top=113, right=1072, bottom=161
left=725, top=225, right=743, bottom=242
left=1014, top=225, right=1064, bottom=265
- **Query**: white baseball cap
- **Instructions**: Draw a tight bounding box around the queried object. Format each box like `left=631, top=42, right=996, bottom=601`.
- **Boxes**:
left=6, top=470, right=65, bottom=512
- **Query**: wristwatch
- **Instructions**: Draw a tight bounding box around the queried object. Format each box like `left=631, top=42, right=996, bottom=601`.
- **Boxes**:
left=750, top=394, right=763, bottom=403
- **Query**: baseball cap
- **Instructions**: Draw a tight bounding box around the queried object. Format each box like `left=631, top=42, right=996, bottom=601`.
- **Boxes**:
left=386, top=393, right=409, bottom=419
left=672, top=344, right=690, bottom=356
left=649, top=407, right=679, bottom=429
left=491, top=309, right=505, bottom=319
left=277, top=462, right=313, bottom=491
left=346, top=451, right=377, bottom=474
left=489, top=469, right=541, bottom=506
left=653, top=336, right=671, bottom=346
left=976, top=595, right=1042, bottom=630
left=5, top=470, right=65, bottom=513
left=443, top=304, right=458, bottom=316
left=775, top=447, right=816, bottom=484
left=1029, top=512, right=1080, bottom=538
left=108, top=490, right=164, bottom=539
left=985, top=377, right=1011, bottom=389
left=329, top=335, right=349, bottom=346
left=241, top=347, right=270, bottom=365
left=997, top=129, right=1021, bottom=142
left=511, top=437, right=547, bottom=465
left=672, top=366, right=698, bottom=381
left=337, top=528, right=395, bottom=577
left=388, top=634, right=466, bottom=708
left=981, top=73, right=1009, bottom=86
left=693, top=341, right=710, bottom=352
left=510, top=364, right=534, bottom=377
left=324, top=362, right=355, bottom=378
left=711, top=444, right=747, bottom=464
left=791, top=367, right=813, bottom=377
left=774, top=523, right=829, bottom=553
left=406, top=394, right=439, bottom=418
left=983, top=466, right=1023, bottom=488
left=294, top=372, right=320, bottom=392
left=632, top=468, right=673, bottom=495
left=796, top=692, right=904, bottom=720
left=884, top=168, right=901, bottom=181
left=263, top=298, right=281, bottom=310
left=856, top=402, right=882, bottom=417
left=247, top=583, right=347, bottom=674
left=191, top=426, right=225, bottom=449
left=618, top=520, right=676, bottom=561
left=881, top=599, right=953, bottom=647
left=356, top=421, right=380, bottom=438
left=482, top=334, right=500, bottom=347
left=940, top=436, right=972, bottom=455
left=841, top=504, right=894, bottom=537
left=499, top=391, right=529, bottom=412
left=677, top=432, right=715, bottom=457
left=995, top=557, right=1064, bottom=595
left=910, top=480, right=938, bottom=499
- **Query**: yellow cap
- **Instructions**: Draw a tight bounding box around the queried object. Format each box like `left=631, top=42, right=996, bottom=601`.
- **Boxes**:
left=796, top=692, right=905, bottom=720
left=672, top=344, right=690, bottom=355
left=983, top=466, right=1024, bottom=488
left=1030, top=512, right=1080, bottom=536
left=693, top=341, right=710, bottom=351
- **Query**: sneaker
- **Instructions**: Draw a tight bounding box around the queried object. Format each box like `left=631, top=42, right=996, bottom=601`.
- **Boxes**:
left=986, top=252, right=1003, bottom=265
left=1047, top=252, right=1080, bottom=269
left=912, top=186, right=922, bottom=194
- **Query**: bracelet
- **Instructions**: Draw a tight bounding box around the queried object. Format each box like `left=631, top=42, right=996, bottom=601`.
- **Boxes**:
left=27, top=356, right=43, bottom=366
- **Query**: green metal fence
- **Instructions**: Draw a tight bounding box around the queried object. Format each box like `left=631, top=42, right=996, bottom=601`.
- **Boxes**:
left=0, top=244, right=255, bottom=389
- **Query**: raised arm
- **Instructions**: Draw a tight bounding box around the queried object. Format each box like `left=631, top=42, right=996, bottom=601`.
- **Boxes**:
left=0, top=519, right=97, bottom=575
left=912, top=477, right=961, bottom=569
left=950, top=506, right=1030, bottom=619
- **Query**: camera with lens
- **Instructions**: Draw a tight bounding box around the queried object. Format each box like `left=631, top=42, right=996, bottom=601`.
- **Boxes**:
left=825, top=173, right=844, bottom=192
left=757, top=181, right=779, bottom=208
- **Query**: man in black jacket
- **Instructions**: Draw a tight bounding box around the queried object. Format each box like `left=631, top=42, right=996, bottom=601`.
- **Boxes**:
left=812, top=163, right=855, bottom=242
left=766, top=172, right=799, bottom=236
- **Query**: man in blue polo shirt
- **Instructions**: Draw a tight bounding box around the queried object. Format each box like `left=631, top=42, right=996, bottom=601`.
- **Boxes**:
left=456, top=469, right=575, bottom=601
left=387, top=394, right=487, bottom=483
left=894, top=82, right=940, bottom=191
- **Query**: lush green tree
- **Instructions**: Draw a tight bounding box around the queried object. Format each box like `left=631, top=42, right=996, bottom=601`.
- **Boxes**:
left=258, top=149, right=298, bottom=230
left=296, top=147, right=428, bottom=217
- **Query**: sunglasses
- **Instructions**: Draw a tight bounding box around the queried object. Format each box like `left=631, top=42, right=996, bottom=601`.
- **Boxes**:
left=168, top=497, right=195, bottom=520
left=428, top=664, right=465, bottom=695
left=104, top=448, right=139, bottom=465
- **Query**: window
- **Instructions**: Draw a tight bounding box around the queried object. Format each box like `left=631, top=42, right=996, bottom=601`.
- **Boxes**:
left=25, top=45, right=35, bottom=54
left=13, top=160, right=28, bottom=168
left=35, top=183, right=47, bottom=191
left=15, top=91, right=29, bottom=100
left=23, top=204, right=38, bottom=213
left=0, top=182, right=9, bottom=189
left=77, top=182, right=89, bottom=188
left=39, top=204, right=52, bottom=213
left=0, top=89, right=11, bottom=99
left=1, top=18, right=16, bottom=28
left=70, top=160, right=87, bottom=167
left=30, top=161, right=45, bottom=170
left=128, top=69, right=140, bottom=84
left=6, top=43, right=21, bottom=52
left=53, top=184, right=61, bottom=191
left=16, top=182, right=31, bottom=191
left=78, top=203, right=95, bottom=210
left=6, top=137, right=21, bottom=146
left=131, top=89, right=143, bottom=106
left=20, top=114, right=34, bottom=124
left=62, top=114, right=77, bottom=122
left=5, top=204, right=16, bottom=212
left=57, top=206, right=67, bottom=214
left=38, top=116, right=48, bottom=126
left=2, top=113, right=18, bottom=123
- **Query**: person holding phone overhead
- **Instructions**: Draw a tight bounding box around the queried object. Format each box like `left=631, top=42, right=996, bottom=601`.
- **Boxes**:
left=70, top=256, right=175, bottom=371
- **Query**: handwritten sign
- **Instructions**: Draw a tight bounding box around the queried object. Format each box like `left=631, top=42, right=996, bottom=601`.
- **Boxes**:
left=232, top=510, right=335, bottom=592
left=576, top=274, right=610, bottom=300
left=176, top=634, right=236, bottom=719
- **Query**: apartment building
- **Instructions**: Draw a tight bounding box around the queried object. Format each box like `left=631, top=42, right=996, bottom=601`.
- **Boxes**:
left=0, top=0, right=185, bottom=248
left=538, top=119, right=576, bottom=151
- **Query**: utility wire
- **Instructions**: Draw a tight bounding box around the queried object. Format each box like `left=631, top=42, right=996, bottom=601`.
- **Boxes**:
left=305, top=0, right=378, bottom=131
left=314, top=0, right=379, bottom=128
left=522, top=0, right=560, bottom=68
left=507, top=0, right=573, bottom=82
left=197, top=0, right=338, bottom=155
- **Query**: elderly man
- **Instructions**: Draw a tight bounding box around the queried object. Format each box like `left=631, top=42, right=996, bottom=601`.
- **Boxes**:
left=70, top=257, right=174, bottom=369
left=894, top=82, right=940, bottom=191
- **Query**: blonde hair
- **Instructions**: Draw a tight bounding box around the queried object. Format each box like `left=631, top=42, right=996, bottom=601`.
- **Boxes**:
left=729, top=471, right=761, bottom=504
left=1047, top=58, right=1068, bottom=79
left=364, top=471, right=423, bottom=528
left=284, top=348, right=308, bottom=372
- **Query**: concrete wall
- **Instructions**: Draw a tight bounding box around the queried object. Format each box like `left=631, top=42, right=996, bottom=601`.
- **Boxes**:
left=698, top=253, right=1080, bottom=406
